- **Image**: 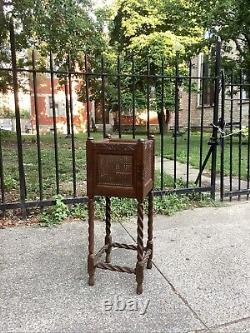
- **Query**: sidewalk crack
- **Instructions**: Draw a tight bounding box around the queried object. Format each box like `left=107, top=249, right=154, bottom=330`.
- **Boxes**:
left=119, top=221, right=209, bottom=330
left=209, top=316, right=250, bottom=331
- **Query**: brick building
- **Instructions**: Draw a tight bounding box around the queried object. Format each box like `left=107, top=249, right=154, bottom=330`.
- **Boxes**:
left=169, top=54, right=249, bottom=131
left=30, top=74, right=88, bottom=134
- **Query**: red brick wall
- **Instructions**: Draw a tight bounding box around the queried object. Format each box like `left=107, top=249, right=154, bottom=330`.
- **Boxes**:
left=30, top=74, right=87, bottom=133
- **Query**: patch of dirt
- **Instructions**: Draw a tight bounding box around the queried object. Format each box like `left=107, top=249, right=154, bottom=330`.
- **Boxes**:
left=0, top=212, right=83, bottom=229
left=60, top=181, right=87, bottom=196
left=0, top=215, right=39, bottom=229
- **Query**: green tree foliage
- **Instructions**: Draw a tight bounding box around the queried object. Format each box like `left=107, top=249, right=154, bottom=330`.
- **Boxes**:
left=110, top=0, right=204, bottom=62
left=108, top=0, right=205, bottom=130
left=110, top=0, right=249, bottom=71
left=192, top=0, right=250, bottom=72
left=0, top=0, right=106, bottom=54
left=108, top=0, right=249, bottom=128
left=0, top=0, right=106, bottom=92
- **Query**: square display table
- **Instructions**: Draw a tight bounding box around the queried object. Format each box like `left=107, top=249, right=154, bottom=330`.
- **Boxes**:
left=86, top=136, right=154, bottom=294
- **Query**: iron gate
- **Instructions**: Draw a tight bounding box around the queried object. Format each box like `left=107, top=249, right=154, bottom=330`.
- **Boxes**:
left=219, top=71, right=250, bottom=200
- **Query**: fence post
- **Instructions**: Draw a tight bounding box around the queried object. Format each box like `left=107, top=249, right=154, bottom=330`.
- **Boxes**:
left=174, top=52, right=180, bottom=135
left=9, top=20, right=27, bottom=218
left=0, top=128, right=5, bottom=215
left=146, top=57, right=150, bottom=138
left=211, top=39, right=222, bottom=200
left=220, top=71, right=225, bottom=201
left=117, top=55, right=121, bottom=139
left=32, top=50, right=43, bottom=202
left=173, top=52, right=180, bottom=187
left=64, top=80, right=71, bottom=137
left=101, top=55, right=106, bottom=138
left=84, top=54, right=91, bottom=137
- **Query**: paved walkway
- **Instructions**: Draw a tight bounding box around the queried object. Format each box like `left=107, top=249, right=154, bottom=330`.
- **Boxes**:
left=155, top=157, right=248, bottom=191
left=0, top=202, right=250, bottom=332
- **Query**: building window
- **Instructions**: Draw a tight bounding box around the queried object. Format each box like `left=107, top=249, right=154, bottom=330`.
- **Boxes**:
left=198, top=54, right=214, bottom=107
left=47, top=93, right=79, bottom=118
left=242, top=89, right=249, bottom=100
left=48, top=96, right=59, bottom=116
left=47, top=95, right=68, bottom=117
left=242, top=76, right=250, bottom=102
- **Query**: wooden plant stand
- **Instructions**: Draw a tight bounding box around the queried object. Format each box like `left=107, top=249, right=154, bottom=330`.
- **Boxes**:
left=86, top=136, right=155, bottom=294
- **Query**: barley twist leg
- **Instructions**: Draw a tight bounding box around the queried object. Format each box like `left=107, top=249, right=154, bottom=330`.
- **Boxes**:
left=105, top=197, right=112, bottom=263
left=136, top=200, right=144, bottom=294
left=88, top=197, right=95, bottom=286
left=147, top=191, right=153, bottom=269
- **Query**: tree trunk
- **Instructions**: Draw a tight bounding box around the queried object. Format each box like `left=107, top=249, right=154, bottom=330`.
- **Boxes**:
left=158, top=108, right=171, bottom=135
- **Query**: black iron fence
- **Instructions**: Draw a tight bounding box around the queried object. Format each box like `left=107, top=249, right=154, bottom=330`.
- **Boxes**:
left=219, top=71, right=250, bottom=200
left=0, top=28, right=249, bottom=217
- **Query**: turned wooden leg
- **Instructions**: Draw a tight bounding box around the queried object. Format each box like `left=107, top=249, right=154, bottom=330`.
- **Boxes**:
left=88, top=196, right=95, bottom=286
left=136, top=200, right=144, bottom=294
left=105, top=197, right=112, bottom=263
left=147, top=190, right=153, bottom=269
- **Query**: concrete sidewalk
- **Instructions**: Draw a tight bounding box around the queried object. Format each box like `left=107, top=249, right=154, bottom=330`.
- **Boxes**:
left=0, top=202, right=250, bottom=332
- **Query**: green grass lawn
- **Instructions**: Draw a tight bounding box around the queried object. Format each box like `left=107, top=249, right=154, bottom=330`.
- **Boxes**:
left=154, top=131, right=249, bottom=179
left=0, top=129, right=248, bottom=202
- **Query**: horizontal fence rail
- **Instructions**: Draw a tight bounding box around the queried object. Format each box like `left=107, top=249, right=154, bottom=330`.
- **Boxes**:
left=0, top=28, right=249, bottom=216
